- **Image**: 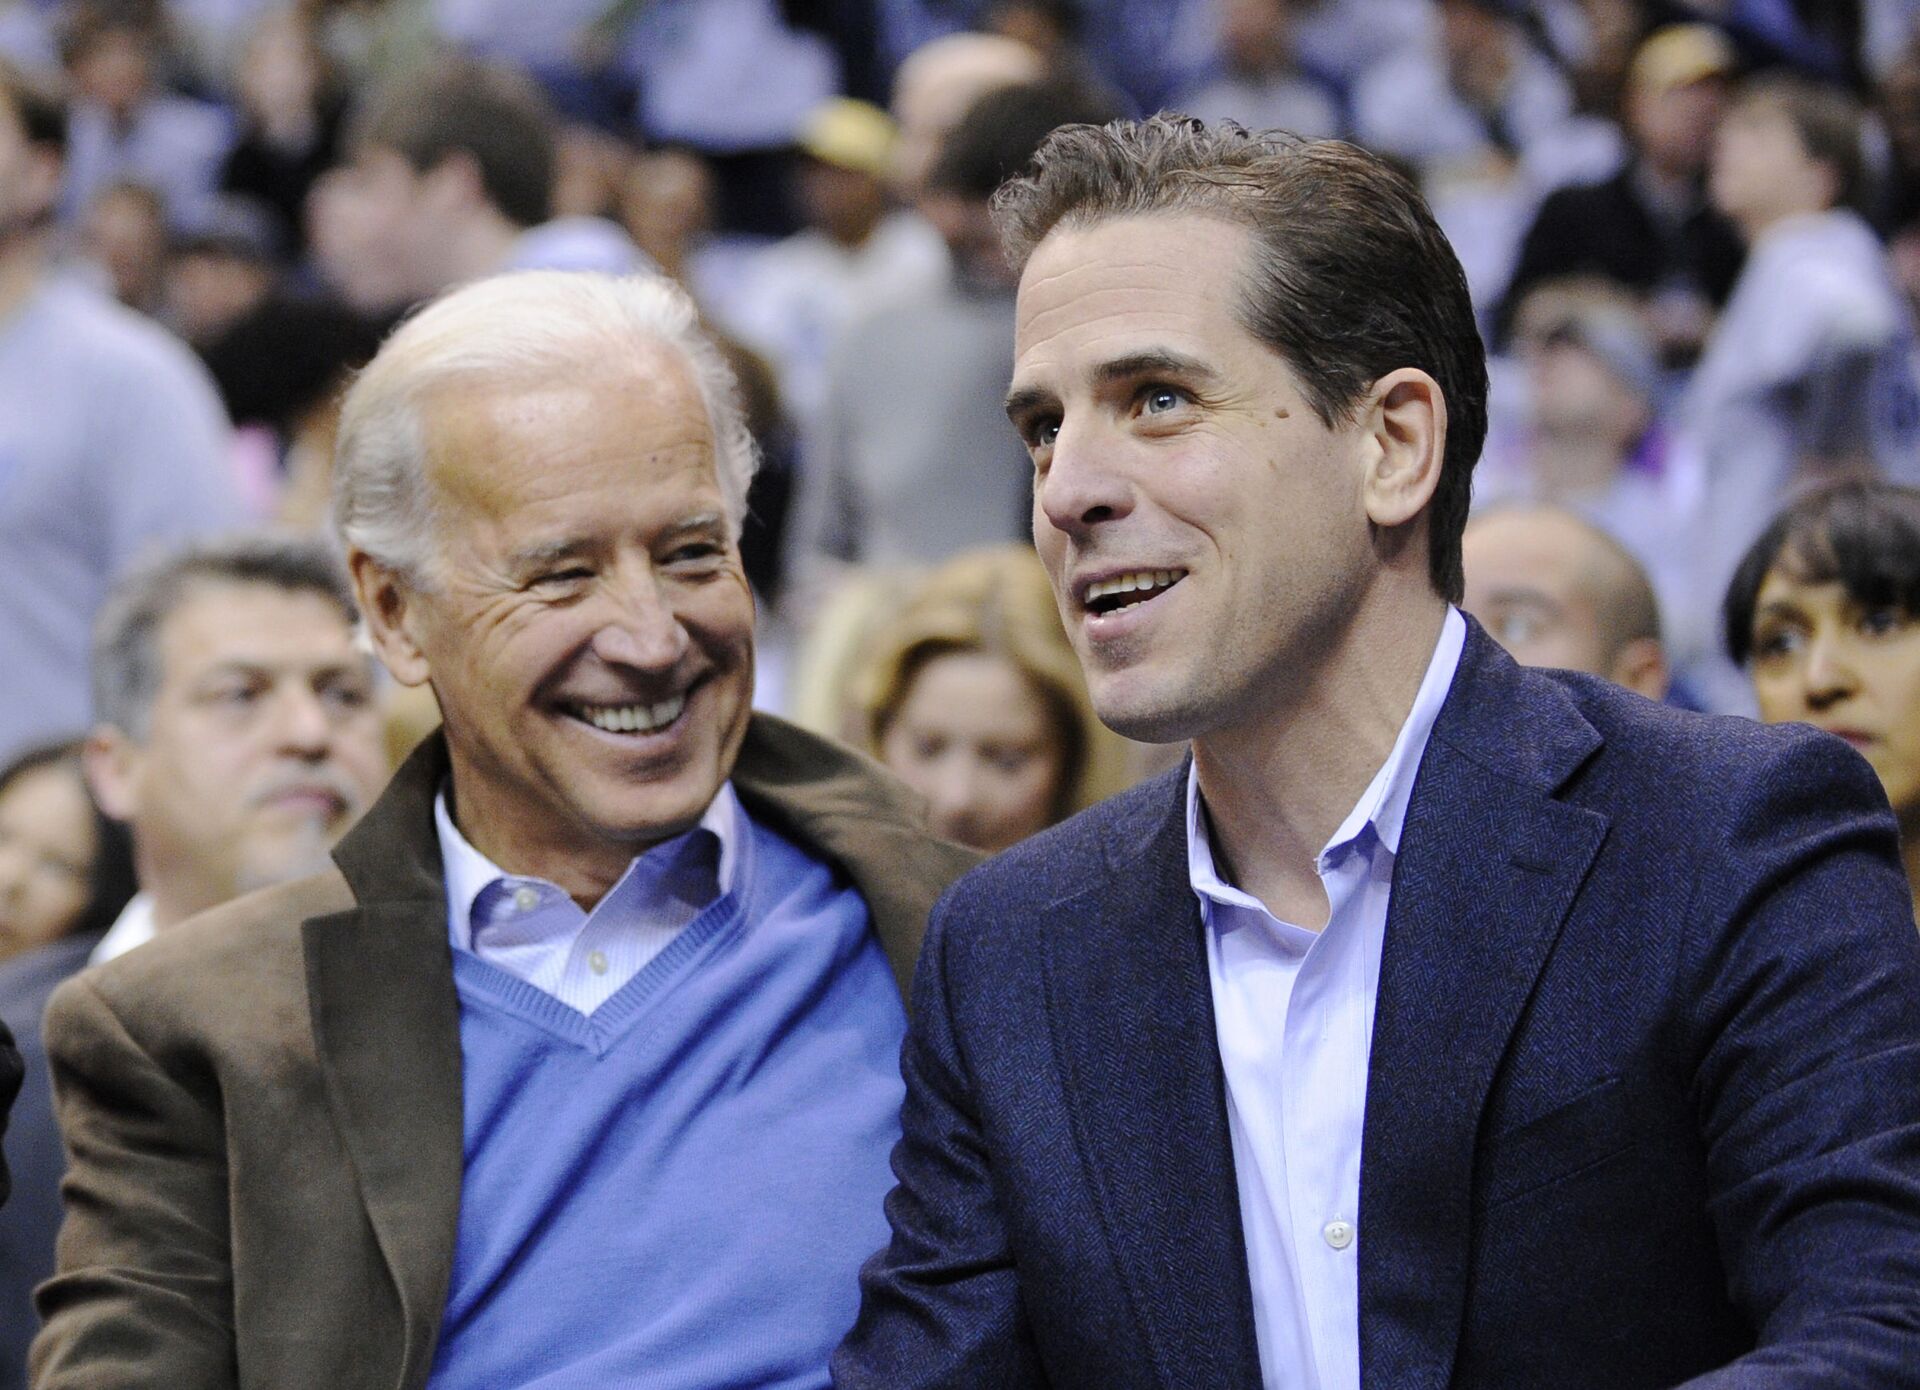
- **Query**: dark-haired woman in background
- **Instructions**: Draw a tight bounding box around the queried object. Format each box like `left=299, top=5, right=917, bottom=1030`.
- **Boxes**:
left=0, top=739, right=136, bottom=1383
left=1724, top=481, right=1920, bottom=922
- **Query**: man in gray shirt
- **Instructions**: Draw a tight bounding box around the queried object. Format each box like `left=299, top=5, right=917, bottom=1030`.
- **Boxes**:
left=0, top=61, right=239, bottom=764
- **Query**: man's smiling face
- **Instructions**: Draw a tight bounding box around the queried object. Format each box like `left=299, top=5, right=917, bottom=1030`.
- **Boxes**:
left=373, top=348, right=754, bottom=899
left=1009, top=212, right=1380, bottom=744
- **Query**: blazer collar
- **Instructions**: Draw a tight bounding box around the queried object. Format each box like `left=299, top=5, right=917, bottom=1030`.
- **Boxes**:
left=1045, top=772, right=1265, bottom=1386
left=1357, top=619, right=1609, bottom=1390
left=1052, top=620, right=1610, bottom=1390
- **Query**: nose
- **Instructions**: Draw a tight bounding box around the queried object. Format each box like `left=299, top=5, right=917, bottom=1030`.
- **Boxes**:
left=1802, top=632, right=1861, bottom=710
left=923, top=754, right=987, bottom=843
left=588, top=568, right=691, bottom=672
left=271, top=685, right=336, bottom=757
left=1035, top=416, right=1133, bottom=541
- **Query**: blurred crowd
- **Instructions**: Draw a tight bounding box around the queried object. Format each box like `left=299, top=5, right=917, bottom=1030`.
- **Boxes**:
left=8, top=0, right=1920, bottom=1379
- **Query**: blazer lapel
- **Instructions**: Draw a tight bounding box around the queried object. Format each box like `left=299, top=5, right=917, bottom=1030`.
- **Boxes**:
left=305, top=736, right=464, bottom=1389
left=1358, top=626, right=1608, bottom=1390
left=1042, top=773, right=1264, bottom=1388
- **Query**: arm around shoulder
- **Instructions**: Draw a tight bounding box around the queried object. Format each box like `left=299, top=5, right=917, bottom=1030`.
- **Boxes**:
left=30, top=972, right=239, bottom=1389
left=1678, top=727, right=1920, bottom=1387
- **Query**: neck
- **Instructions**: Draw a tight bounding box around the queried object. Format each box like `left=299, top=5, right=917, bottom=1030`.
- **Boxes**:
left=0, top=233, right=48, bottom=323
left=445, top=209, right=525, bottom=286
left=1191, top=586, right=1448, bottom=928
left=1738, top=200, right=1823, bottom=244
left=146, top=874, right=227, bottom=934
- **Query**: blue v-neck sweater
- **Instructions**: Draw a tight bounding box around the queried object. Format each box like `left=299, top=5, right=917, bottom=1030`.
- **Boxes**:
left=424, top=814, right=908, bottom=1389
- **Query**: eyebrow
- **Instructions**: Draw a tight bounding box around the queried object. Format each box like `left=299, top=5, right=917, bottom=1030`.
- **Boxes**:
left=1004, top=348, right=1222, bottom=423
left=507, top=537, right=594, bottom=574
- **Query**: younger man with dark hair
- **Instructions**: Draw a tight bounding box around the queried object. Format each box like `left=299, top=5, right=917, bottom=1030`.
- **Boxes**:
left=836, top=117, right=1920, bottom=1390
left=312, top=59, right=645, bottom=316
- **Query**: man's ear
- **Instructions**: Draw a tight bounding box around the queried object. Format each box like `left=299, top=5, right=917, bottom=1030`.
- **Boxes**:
left=83, top=725, right=141, bottom=824
left=349, top=549, right=433, bottom=688
left=1607, top=636, right=1671, bottom=703
left=1360, top=367, right=1448, bottom=531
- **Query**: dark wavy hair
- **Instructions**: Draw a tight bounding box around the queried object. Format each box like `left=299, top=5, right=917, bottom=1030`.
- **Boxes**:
left=1723, top=480, right=1920, bottom=664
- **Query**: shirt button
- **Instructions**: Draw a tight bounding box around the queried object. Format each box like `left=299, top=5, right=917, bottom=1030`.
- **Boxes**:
left=588, top=950, right=609, bottom=975
left=1323, top=1219, right=1355, bottom=1250
left=512, top=886, right=539, bottom=913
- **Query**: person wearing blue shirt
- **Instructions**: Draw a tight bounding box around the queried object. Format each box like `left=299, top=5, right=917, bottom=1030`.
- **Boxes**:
left=30, top=269, right=975, bottom=1389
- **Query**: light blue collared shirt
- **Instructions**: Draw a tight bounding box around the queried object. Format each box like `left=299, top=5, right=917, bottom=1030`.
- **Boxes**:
left=1189, top=607, right=1465, bottom=1390
left=433, top=783, right=745, bottom=1016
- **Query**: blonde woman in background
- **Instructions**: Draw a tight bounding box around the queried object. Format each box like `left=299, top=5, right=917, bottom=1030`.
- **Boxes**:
left=853, top=545, right=1131, bottom=853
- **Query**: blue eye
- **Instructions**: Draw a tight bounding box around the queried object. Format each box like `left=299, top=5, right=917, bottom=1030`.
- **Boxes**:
left=1142, top=386, right=1184, bottom=414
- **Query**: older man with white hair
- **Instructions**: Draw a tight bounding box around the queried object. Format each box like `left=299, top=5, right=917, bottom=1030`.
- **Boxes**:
left=30, top=271, right=975, bottom=1390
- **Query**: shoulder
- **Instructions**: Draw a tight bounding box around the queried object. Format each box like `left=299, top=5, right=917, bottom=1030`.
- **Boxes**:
left=733, top=712, right=978, bottom=883
left=940, top=765, right=1183, bottom=918
left=1504, top=666, right=1890, bottom=845
left=36, top=280, right=222, bottom=396
left=47, top=870, right=352, bottom=1052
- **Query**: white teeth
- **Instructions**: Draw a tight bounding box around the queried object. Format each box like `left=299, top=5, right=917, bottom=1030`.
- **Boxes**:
left=1085, top=569, right=1184, bottom=605
left=576, top=695, right=686, bottom=734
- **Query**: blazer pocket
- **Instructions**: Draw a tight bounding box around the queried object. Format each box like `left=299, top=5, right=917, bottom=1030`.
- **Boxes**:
left=1479, top=1076, right=1637, bottom=1210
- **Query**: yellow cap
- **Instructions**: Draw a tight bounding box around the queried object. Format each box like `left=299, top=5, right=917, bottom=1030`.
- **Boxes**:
left=1629, top=24, right=1737, bottom=95
left=799, top=98, right=897, bottom=178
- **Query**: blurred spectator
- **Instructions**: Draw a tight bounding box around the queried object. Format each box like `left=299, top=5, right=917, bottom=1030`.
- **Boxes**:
left=0, top=739, right=134, bottom=1387
left=1462, top=502, right=1671, bottom=699
left=218, top=7, right=348, bottom=258
left=82, top=533, right=388, bottom=962
left=0, top=61, right=241, bottom=766
left=853, top=545, right=1131, bottom=851
left=0, top=742, right=132, bottom=964
left=57, top=2, right=233, bottom=229
left=164, top=194, right=280, bottom=345
left=621, top=0, right=842, bottom=235
left=311, top=58, right=645, bottom=316
left=198, top=293, right=383, bottom=528
left=1352, top=0, right=1592, bottom=176
left=1500, top=23, right=1746, bottom=361
left=76, top=176, right=166, bottom=311
left=1479, top=281, right=1702, bottom=660
left=1166, top=0, right=1345, bottom=138
left=787, top=77, right=1119, bottom=597
left=1686, top=72, right=1920, bottom=702
left=716, top=97, right=946, bottom=428
left=1284, top=0, right=1434, bottom=86
left=552, top=122, right=629, bottom=219
left=617, top=142, right=789, bottom=340
left=887, top=29, right=1041, bottom=199
left=1724, top=479, right=1920, bottom=919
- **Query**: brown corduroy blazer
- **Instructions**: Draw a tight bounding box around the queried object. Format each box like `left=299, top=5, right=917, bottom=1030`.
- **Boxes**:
left=30, top=715, right=977, bottom=1390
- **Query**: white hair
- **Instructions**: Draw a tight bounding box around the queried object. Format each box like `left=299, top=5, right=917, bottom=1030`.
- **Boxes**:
left=333, top=270, right=759, bottom=582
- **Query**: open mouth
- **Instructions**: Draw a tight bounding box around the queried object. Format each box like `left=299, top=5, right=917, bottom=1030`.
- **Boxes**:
left=1084, top=569, right=1187, bottom=616
left=562, top=693, right=687, bottom=736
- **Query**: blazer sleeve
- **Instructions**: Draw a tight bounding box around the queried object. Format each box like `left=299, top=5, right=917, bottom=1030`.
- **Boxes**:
left=832, top=895, right=1049, bottom=1389
left=0, top=1015, right=20, bottom=1209
left=29, top=973, right=239, bottom=1389
left=1678, top=730, right=1920, bottom=1387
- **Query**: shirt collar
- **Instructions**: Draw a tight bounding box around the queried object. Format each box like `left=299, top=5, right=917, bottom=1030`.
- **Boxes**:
left=1186, top=606, right=1466, bottom=899
left=433, top=781, right=744, bottom=952
left=89, top=892, right=156, bottom=964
